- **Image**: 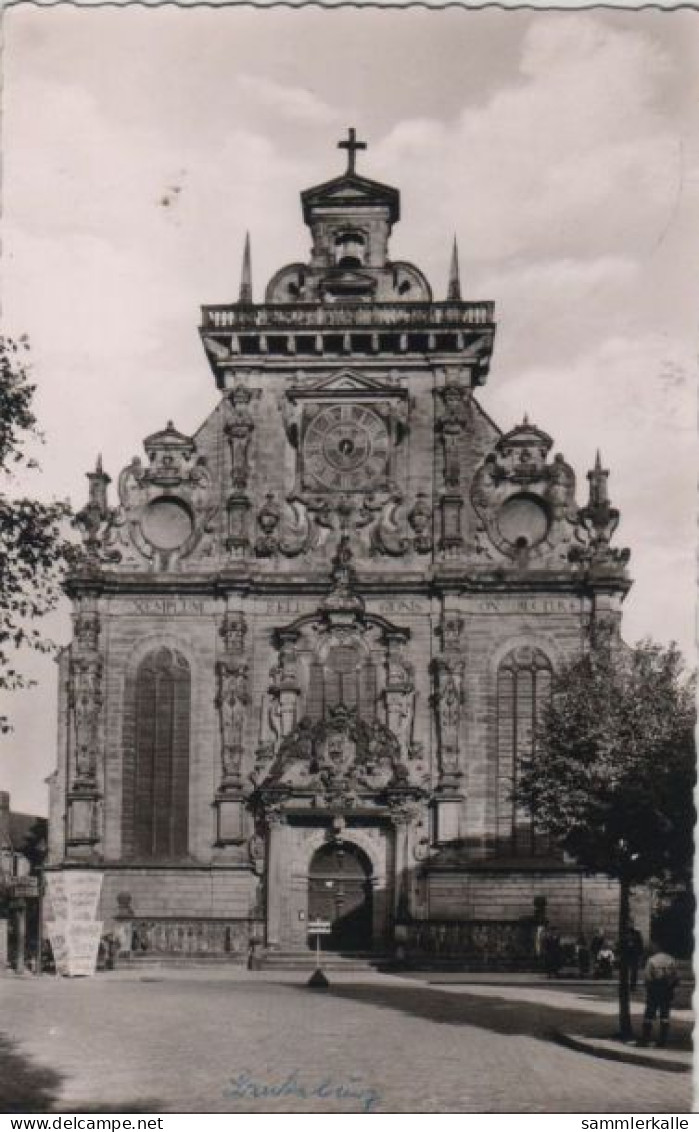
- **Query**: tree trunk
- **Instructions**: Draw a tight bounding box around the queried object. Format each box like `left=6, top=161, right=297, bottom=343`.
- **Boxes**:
left=617, top=877, right=632, bottom=1041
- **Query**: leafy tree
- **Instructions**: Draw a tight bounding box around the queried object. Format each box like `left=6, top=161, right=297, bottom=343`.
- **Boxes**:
left=516, top=638, right=695, bottom=1040
left=0, top=336, right=74, bottom=732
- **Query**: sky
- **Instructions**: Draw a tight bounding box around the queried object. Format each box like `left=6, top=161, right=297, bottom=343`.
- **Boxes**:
left=2, top=6, right=698, bottom=814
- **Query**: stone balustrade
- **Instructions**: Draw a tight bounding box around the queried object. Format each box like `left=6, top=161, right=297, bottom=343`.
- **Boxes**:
left=127, top=917, right=265, bottom=958
left=399, top=918, right=536, bottom=967
left=202, top=301, right=495, bottom=332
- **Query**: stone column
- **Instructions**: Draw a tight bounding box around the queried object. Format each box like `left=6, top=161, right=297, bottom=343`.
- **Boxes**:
left=66, top=604, right=103, bottom=859
left=264, top=814, right=287, bottom=952
left=215, top=612, right=249, bottom=847
left=432, top=613, right=466, bottom=844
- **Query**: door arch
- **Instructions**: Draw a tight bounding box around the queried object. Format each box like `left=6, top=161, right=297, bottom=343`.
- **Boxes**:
left=308, top=841, right=373, bottom=952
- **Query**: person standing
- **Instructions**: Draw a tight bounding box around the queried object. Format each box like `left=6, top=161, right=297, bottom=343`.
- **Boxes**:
left=534, top=920, right=548, bottom=974
left=637, top=943, right=680, bottom=1047
left=543, top=927, right=563, bottom=979
left=576, top=934, right=591, bottom=979
left=621, top=924, right=645, bottom=991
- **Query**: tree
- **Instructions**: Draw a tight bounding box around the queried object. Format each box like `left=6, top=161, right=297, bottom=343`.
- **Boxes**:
left=0, top=336, right=74, bottom=732
left=515, top=638, right=695, bottom=1040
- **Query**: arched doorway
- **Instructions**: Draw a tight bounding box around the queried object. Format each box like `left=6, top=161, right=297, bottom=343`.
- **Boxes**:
left=308, top=842, right=373, bottom=952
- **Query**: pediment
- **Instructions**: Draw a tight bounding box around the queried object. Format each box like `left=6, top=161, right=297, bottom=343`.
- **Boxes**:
left=287, top=368, right=407, bottom=400
left=302, top=174, right=400, bottom=224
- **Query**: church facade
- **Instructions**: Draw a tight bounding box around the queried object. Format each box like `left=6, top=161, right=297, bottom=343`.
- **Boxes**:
left=47, top=133, right=646, bottom=962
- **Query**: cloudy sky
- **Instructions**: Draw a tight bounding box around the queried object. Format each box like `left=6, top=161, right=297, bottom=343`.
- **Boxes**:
left=2, top=6, right=698, bottom=814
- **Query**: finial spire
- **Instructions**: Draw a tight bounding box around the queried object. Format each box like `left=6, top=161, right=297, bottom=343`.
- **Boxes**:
left=588, top=449, right=609, bottom=508
left=447, top=236, right=462, bottom=301
left=87, top=453, right=110, bottom=515
left=239, top=232, right=252, bottom=305
left=338, top=127, right=367, bottom=176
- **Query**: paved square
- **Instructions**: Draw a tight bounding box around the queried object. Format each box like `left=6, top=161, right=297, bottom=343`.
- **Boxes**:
left=1, top=970, right=693, bottom=1114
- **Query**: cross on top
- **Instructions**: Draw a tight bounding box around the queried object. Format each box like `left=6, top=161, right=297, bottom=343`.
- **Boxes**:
left=338, top=127, right=367, bottom=175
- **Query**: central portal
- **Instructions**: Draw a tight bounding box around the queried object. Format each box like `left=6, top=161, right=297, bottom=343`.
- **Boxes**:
left=308, top=841, right=373, bottom=952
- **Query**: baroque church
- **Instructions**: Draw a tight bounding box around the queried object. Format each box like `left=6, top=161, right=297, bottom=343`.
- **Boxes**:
left=48, top=132, right=646, bottom=962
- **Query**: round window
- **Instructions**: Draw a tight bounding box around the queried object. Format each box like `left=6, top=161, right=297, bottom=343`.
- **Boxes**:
left=497, top=494, right=549, bottom=549
left=142, top=497, right=193, bottom=551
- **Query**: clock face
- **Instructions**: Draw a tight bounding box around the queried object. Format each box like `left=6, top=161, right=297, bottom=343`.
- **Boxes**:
left=302, top=404, right=390, bottom=492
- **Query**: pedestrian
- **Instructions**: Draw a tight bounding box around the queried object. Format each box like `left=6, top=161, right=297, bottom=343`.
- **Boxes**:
left=637, top=942, right=680, bottom=1048
left=105, top=933, right=120, bottom=970
left=620, top=923, right=645, bottom=990
left=534, top=919, right=548, bottom=973
left=590, top=927, right=604, bottom=964
left=595, top=940, right=615, bottom=979
left=543, top=927, right=563, bottom=979
left=576, top=933, right=591, bottom=978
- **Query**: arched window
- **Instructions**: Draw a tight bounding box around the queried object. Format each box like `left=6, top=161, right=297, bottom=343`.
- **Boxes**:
left=334, top=231, right=366, bottom=268
left=496, top=646, right=552, bottom=856
left=122, top=647, right=190, bottom=859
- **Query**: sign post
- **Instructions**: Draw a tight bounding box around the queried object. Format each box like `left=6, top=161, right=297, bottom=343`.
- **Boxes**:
left=306, top=918, right=331, bottom=989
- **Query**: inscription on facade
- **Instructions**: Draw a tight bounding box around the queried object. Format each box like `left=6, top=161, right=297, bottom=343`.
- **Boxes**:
left=254, top=598, right=317, bottom=616
left=119, top=598, right=218, bottom=617
left=375, top=599, right=427, bottom=615
left=453, top=596, right=584, bottom=615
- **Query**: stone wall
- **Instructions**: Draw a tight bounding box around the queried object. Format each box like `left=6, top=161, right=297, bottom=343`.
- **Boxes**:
left=427, top=870, right=651, bottom=939
left=99, top=866, right=259, bottom=922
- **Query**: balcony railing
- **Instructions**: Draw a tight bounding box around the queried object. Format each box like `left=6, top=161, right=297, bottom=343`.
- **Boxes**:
left=201, top=301, right=494, bottom=332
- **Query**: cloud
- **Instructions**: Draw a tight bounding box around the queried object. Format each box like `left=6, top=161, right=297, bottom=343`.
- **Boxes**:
left=234, top=74, right=339, bottom=125
left=373, top=16, right=691, bottom=273
left=480, top=329, right=696, bottom=658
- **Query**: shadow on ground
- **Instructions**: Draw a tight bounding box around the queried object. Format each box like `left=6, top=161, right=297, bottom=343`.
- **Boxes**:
left=0, top=1033, right=163, bottom=1115
left=294, top=980, right=693, bottom=1051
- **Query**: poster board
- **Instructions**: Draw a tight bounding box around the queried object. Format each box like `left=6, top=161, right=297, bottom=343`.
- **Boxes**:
left=44, top=871, right=103, bottom=977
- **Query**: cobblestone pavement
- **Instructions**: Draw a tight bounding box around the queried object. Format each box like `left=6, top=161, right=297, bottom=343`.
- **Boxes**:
left=1, top=969, right=694, bottom=1114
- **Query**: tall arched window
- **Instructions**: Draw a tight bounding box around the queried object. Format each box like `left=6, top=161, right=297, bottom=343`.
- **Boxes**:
left=122, top=647, right=191, bottom=859
left=496, top=646, right=552, bottom=856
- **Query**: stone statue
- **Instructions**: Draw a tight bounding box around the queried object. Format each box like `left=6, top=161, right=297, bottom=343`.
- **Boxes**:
left=434, top=658, right=463, bottom=778
left=69, top=656, right=102, bottom=781
left=216, top=660, right=250, bottom=784
left=225, top=386, right=255, bottom=491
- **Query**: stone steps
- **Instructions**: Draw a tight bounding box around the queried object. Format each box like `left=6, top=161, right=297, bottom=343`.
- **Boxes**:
left=120, top=954, right=246, bottom=967
left=260, top=950, right=389, bottom=971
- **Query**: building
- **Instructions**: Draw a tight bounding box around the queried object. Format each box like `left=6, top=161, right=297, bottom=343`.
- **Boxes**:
left=48, top=131, right=646, bottom=962
left=1, top=791, right=46, bottom=969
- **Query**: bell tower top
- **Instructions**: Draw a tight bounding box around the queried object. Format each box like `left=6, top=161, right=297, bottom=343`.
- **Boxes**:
left=299, top=128, right=401, bottom=279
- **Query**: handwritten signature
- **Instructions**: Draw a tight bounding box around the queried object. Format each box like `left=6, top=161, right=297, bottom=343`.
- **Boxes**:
left=223, top=1069, right=382, bottom=1112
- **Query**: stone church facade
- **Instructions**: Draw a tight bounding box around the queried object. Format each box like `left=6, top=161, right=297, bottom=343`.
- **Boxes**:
left=48, top=133, right=647, bottom=962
